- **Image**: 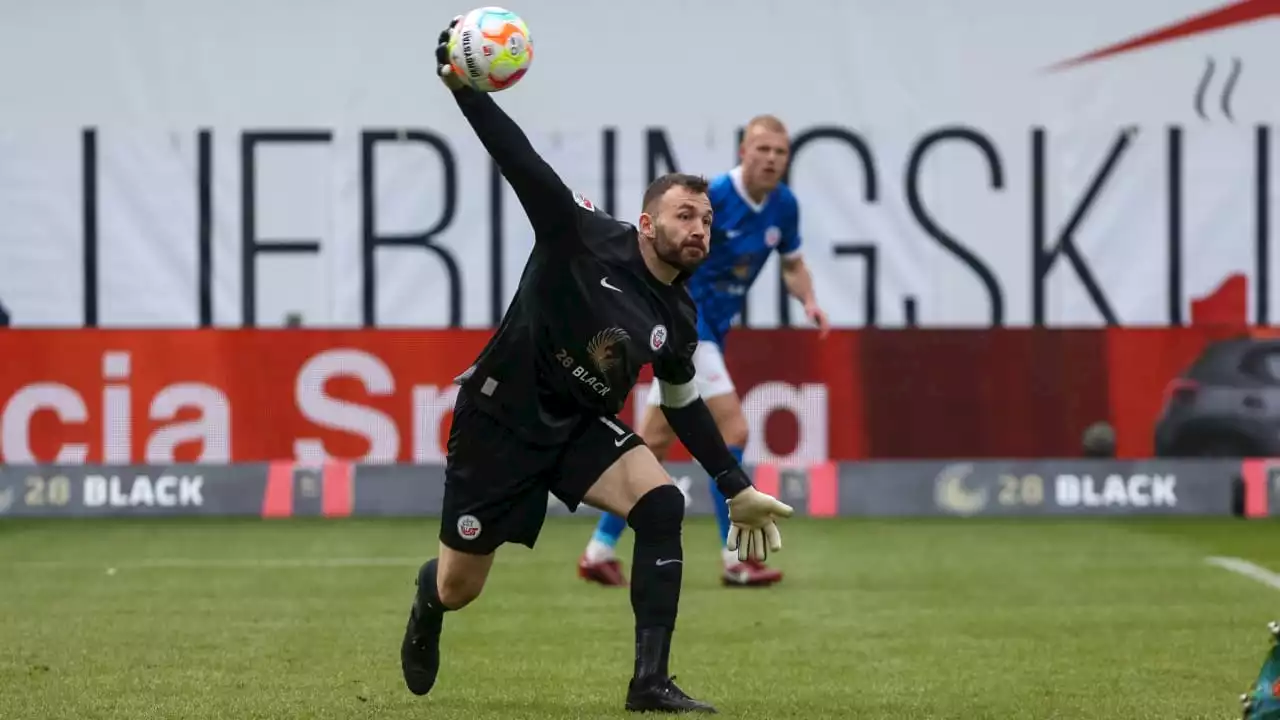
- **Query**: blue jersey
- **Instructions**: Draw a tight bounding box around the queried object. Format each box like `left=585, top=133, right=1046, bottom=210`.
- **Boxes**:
left=686, top=166, right=803, bottom=347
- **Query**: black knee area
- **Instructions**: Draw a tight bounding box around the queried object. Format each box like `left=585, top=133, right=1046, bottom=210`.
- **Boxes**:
left=626, top=484, right=685, bottom=535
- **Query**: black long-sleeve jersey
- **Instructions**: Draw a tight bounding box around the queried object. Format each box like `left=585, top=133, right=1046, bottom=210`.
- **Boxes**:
left=450, top=88, right=699, bottom=447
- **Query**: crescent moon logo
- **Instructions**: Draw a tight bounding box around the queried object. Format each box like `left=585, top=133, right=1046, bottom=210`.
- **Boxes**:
left=934, top=463, right=989, bottom=516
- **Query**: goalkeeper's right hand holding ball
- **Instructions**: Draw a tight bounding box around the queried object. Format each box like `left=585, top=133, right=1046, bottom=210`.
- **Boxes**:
left=434, top=16, right=464, bottom=91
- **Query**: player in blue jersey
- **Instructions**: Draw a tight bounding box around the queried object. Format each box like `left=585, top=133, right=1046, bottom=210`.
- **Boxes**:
left=577, top=115, right=829, bottom=588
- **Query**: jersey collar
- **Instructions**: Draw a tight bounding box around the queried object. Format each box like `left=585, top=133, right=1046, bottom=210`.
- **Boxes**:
left=729, top=165, right=770, bottom=213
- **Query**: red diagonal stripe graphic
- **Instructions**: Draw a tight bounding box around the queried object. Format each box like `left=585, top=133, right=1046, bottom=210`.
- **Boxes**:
left=1049, top=0, right=1280, bottom=70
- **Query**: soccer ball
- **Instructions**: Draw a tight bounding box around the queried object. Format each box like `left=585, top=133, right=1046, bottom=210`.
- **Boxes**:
left=447, top=7, right=533, bottom=93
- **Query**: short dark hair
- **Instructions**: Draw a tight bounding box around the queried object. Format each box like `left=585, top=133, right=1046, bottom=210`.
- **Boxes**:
left=641, top=173, right=709, bottom=213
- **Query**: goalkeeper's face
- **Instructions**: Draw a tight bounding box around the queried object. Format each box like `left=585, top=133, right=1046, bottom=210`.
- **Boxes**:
left=647, top=187, right=712, bottom=273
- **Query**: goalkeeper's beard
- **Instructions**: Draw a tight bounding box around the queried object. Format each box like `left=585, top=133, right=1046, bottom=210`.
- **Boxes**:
left=652, top=222, right=705, bottom=274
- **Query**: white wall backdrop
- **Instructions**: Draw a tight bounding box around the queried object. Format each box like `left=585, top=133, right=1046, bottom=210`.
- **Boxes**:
left=0, top=0, right=1275, bottom=327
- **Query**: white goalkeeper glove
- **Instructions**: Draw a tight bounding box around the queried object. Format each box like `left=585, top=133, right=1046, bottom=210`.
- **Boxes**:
left=725, top=486, right=794, bottom=563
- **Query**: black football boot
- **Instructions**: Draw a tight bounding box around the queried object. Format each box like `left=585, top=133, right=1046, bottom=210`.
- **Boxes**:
left=400, top=560, right=445, bottom=696
left=625, top=675, right=718, bottom=713
left=625, top=628, right=717, bottom=713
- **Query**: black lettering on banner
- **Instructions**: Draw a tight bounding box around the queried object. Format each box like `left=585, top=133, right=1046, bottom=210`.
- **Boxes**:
left=601, top=127, right=618, bottom=217
left=489, top=158, right=504, bottom=326
left=197, top=129, right=214, bottom=327
left=82, top=127, right=99, bottom=327
left=832, top=244, right=878, bottom=326
left=906, top=127, right=1005, bottom=326
left=241, top=130, right=331, bottom=326
left=0, top=296, right=9, bottom=326
left=1031, top=127, right=1123, bottom=327
left=1167, top=127, right=1183, bottom=326
left=1257, top=125, right=1271, bottom=325
left=780, top=127, right=879, bottom=327
left=360, top=129, right=459, bottom=327
left=645, top=128, right=680, bottom=185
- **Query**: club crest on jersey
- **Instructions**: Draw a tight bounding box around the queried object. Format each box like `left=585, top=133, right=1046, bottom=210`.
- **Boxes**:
left=649, top=325, right=668, bottom=351
left=573, top=191, right=596, bottom=212
left=765, top=226, right=782, bottom=247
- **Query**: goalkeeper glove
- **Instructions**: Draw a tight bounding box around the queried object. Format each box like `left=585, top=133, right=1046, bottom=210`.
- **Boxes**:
left=435, top=17, right=464, bottom=90
left=724, top=486, right=794, bottom=563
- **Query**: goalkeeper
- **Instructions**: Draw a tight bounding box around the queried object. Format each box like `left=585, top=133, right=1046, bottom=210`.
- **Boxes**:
left=399, top=16, right=795, bottom=714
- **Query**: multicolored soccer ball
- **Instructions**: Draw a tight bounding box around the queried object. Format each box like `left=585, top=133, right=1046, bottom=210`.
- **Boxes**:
left=447, top=7, right=533, bottom=93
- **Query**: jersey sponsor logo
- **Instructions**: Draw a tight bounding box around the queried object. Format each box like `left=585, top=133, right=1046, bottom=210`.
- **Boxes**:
left=572, top=191, right=596, bottom=212
left=599, top=277, right=622, bottom=293
left=554, top=327, right=629, bottom=398
left=587, top=328, right=629, bottom=372
left=457, top=514, right=482, bottom=540
left=764, top=226, right=782, bottom=247
left=716, top=280, right=750, bottom=297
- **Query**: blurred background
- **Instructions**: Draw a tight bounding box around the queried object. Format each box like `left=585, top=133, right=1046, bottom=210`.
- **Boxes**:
left=5, top=3, right=1280, bottom=718
left=3, top=0, right=1279, bottom=477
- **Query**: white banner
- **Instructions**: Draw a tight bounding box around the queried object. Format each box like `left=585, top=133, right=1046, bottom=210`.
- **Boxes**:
left=0, top=0, right=1276, bottom=328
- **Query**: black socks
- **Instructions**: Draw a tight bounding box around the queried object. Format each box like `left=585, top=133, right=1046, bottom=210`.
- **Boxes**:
left=418, top=558, right=451, bottom=615
left=626, top=484, right=686, bottom=679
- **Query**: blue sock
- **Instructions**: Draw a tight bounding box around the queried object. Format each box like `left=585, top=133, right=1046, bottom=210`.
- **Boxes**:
left=710, top=446, right=743, bottom=549
left=592, top=511, right=628, bottom=548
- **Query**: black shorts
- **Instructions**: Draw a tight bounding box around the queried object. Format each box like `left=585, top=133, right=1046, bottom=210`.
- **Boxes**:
left=439, top=388, right=646, bottom=555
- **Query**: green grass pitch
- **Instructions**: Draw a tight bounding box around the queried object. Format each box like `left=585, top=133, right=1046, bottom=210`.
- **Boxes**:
left=2, top=516, right=1279, bottom=719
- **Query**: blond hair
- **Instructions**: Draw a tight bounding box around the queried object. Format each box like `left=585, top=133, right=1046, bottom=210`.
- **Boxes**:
left=744, top=114, right=788, bottom=136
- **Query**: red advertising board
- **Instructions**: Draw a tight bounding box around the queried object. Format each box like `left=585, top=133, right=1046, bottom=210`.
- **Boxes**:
left=0, top=327, right=1249, bottom=464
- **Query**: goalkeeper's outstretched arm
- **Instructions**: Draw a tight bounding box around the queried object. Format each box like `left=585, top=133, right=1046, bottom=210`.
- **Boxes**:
left=435, top=18, right=576, bottom=240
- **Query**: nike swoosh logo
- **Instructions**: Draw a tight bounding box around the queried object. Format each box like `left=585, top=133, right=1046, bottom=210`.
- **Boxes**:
left=655, top=559, right=683, bottom=566
left=726, top=230, right=743, bottom=238
left=600, top=277, right=622, bottom=292
left=614, top=434, right=633, bottom=447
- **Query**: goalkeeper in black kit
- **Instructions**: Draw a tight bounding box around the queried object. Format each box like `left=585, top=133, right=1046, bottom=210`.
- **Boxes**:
left=399, top=17, right=796, bottom=714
